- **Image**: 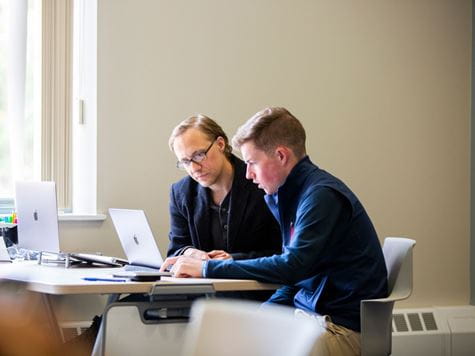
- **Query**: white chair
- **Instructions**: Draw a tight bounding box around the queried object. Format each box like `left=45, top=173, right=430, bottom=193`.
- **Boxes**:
left=181, top=299, right=323, bottom=356
left=360, top=237, right=416, bottom=356
left=102, top=301, right=189, bottom=356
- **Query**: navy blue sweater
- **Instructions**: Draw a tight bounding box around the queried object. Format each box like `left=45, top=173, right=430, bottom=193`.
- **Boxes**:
left=206, top=156, right=388, bottom=331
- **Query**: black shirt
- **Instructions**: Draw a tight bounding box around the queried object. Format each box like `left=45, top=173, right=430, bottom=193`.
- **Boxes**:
left=208, top=192, right=230, bottom=251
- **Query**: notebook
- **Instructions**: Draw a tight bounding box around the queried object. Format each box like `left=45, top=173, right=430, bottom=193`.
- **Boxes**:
left=109, top=208, right=171, bottom=275
left=15, top=181, right=60, bottom=253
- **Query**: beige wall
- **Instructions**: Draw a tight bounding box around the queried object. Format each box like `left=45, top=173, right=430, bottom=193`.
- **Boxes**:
left=59, top=0, right=471, bottom=308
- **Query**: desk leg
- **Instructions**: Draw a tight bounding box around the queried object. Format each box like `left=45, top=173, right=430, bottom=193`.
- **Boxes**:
left=92, top=294, right=120, bottom=356
left=36, top=292, right=63, bottom=345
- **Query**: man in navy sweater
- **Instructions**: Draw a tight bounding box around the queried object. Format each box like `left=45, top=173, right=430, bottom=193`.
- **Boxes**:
left=161, top=107, right=387, bottom=355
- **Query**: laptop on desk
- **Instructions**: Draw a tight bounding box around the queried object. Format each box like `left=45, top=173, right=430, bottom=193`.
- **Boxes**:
left=15, top=182, right=124, bottom=267
left=0, top=237, right=11, bottom=262
left=109, top=208, right=171, bottom=275
left=15, top=181, right=60, bottom=253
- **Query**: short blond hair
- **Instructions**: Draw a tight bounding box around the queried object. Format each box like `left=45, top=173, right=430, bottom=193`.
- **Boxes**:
left=232, top=107, right=306, bottom=158
left=169, top=114, right=233, bottom=157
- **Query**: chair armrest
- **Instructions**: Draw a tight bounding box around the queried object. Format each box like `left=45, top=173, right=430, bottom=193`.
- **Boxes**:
left=360, top=300, right=394, bottom=356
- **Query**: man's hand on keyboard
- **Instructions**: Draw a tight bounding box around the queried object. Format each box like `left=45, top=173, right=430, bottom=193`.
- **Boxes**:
left=160, top=256, right=204, bottom=278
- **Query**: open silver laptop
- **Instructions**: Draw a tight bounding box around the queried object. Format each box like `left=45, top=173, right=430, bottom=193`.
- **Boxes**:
left=109, top=208, right=170, bottom=273
left=0, top=237, right=11, bottom=262
left=15, top=181, right=60, bottom=253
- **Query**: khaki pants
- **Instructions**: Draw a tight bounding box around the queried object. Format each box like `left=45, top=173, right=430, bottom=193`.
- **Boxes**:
left=295, top=309, right=361, bottom=356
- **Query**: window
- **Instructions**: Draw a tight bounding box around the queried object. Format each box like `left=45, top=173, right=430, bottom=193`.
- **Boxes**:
left=0, top=0, right=41, bottom=212
left=0, top=0, right=98, bottom=217
left=0, top=0, right=77, bottom=214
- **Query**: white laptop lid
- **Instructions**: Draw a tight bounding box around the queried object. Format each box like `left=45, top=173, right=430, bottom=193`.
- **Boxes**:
left=0, top=237, right=11, bottom=262
left=15, top=181, right=60, bottom=253
left=109, top=208, right=163, bottom=269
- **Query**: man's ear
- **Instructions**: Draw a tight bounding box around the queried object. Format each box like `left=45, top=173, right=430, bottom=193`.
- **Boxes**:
left=216, top=136, right=226, bottom=152
left=274, top=146, right=291, bottom=165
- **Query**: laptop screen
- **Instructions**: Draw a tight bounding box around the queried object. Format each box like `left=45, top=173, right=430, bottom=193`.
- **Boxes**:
left=15, top=181, right=60, bottom=253
left=0, top=236, right=11, bottom=262
left=109, top=208, right=164, bottom=269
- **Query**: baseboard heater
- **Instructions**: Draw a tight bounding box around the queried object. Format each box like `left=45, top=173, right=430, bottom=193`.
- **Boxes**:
left=392, top=306, right=475, bottom=356
left=59, top=320, right=92, bottom=342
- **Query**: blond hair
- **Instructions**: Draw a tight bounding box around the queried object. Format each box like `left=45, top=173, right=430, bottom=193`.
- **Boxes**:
left=169, top=114, right=233, bottom=157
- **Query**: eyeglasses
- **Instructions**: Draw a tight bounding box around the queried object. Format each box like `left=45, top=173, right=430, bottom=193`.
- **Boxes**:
left=176, top=139, right=216, bottom=170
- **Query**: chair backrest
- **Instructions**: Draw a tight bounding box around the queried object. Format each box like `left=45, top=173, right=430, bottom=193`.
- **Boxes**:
left=383, top=237, right=416, bottom=300
left=181, top=299, right=321, bottom=356
left=103, top=302, right=188, bottom=356
left=360, top=237, right=416, bottom=356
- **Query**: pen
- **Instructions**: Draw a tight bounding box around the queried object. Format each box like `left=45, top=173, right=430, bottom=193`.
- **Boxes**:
left=82, top=277, right=127, bottom=282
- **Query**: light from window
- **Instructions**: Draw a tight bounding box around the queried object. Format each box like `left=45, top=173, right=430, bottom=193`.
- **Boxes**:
left=0, top=0, right=41, bottom=201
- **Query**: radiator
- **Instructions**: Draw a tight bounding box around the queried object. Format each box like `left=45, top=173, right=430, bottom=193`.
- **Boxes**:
left=392, top=306, right=475, bottom=356
left=59, top=320, right=92, bottom=342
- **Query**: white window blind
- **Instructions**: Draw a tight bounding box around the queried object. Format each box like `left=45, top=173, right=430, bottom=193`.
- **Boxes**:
left=41, top=0, right=73, bottom=210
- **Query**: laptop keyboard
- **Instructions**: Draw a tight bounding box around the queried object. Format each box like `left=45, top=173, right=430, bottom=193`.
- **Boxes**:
left=124, top=264, right=161, bottom=272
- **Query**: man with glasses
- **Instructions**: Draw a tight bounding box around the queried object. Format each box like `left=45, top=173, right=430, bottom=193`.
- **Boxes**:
left=167, top=114, right=281, bottom=265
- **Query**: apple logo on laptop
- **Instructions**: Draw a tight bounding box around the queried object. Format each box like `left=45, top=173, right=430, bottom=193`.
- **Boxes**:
left=133, top=234, right=139, bottom=245
left=33, top=210, right=39, bottom=221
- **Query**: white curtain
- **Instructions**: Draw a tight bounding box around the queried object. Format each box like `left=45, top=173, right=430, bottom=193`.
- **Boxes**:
left=6, top=0, right=28, bottom=186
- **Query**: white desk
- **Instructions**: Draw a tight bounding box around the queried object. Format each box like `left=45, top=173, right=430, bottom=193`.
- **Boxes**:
left=0, top=261, right=276, bottom=294
left=0, top=261, right=278, bottom=355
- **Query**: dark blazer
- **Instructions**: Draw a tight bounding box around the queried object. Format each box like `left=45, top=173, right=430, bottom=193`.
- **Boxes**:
left=167, top=155, right=282, bottom=260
